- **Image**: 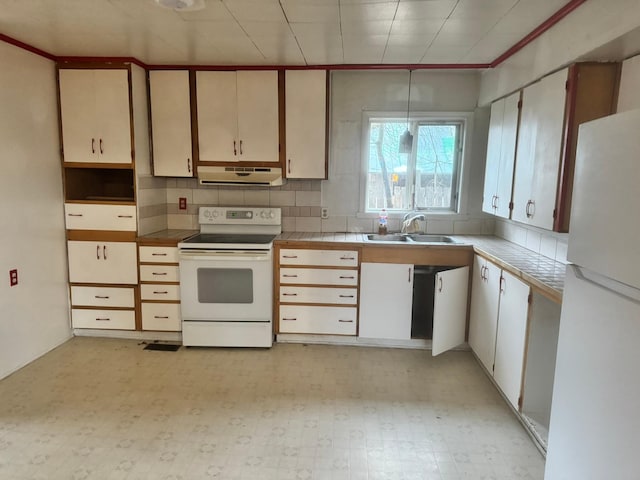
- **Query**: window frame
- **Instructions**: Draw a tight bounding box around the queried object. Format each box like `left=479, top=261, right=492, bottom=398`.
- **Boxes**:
left=360, top=111, right=471, bottom=216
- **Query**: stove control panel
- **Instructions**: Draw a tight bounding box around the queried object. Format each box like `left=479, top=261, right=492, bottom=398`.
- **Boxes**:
left=199, top=207, right=281, bottom=226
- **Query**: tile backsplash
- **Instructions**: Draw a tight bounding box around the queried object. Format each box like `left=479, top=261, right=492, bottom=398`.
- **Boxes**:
left=164, top=178, right=323, bottom=231
left=495, top=219, right=569, bottom=263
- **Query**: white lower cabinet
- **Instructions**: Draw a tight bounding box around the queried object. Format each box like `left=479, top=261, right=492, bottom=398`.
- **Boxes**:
left=280, top=286, right=357, bottom=305
left=279, top=305, right=357, bottom=335
left=71, top=286, right=135, bottom=308
left=359, top=263, right=413, bottom=340
left=469, top=254, right=531, bottom=410
left=359, top=262, right=469, bottom=355
left=141, top=303, right=181, bottom=331
left=68, top=241, right=138, bottom=284
left=276, top=247, right=360, bottom=336
left=72, top=309, right=135, bottom=330
left=139, top=244, right=181, bottom=332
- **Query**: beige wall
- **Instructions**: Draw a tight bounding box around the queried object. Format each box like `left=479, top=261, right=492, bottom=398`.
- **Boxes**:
left=0, top=42, right=71, bottom=379
left=479, top=0, right=640, bottom=104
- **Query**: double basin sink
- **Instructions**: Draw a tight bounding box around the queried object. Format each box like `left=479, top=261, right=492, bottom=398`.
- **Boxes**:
left=365, top=233, right=457, bottom=244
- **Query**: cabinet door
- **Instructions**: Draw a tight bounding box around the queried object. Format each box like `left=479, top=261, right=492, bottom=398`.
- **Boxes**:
left=468, top=257, right=501, bottom=372
left=149, top=70, right=193, bottom=176
left=196, top=71, right=238, bottom=162
left=482, top=99, right=504, bottom=214
left=68, top=241, right=138, bottom=284
left=59, top=69, right=98, bottom=163
left=494, top=270, right=530, bottom=410
left=512, top=69, right=567, bottom=229
left=285, top=70, right=327, bottom=178
left=94, top=69, right=132, bottom=164
left=495, top=91, right=520, bottom=219
left=359, top=263, right=413, bottom=340
left=59, top=69, right=131, bottom=164
left=432, top=266, right=469, bottom=356
left=236, top=71, right=279, bottom=163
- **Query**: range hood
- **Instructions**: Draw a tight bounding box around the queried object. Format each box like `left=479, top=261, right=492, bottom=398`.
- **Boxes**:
left=197, top=166, right=284, bottom=187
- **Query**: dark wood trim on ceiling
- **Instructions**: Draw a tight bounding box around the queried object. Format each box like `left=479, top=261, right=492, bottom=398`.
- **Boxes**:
left=1, top=0, right=588, bottom=71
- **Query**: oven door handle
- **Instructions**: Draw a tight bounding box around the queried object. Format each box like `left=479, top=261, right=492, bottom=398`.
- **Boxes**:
left=179, top=250, right=272, bottom=261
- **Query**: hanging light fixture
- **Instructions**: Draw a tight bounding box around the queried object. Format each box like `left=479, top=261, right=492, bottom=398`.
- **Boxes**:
left=399, top=69, right=413, bottom=154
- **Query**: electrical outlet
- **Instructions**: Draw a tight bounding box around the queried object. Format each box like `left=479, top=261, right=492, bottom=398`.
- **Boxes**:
left=321, top=207, right=329, bottom=219
left=179, top=197, right=187, bottom=210
left=9, top=269, right=18, bottom=287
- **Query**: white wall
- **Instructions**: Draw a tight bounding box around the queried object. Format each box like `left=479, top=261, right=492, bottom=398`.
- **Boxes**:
left=479, top=0, right=640, bottom=104
left=325, top=70, right=494, bottom=234
left=0, top=42, right=71, bottom=380
left=617, top=54, right=640, bottom=112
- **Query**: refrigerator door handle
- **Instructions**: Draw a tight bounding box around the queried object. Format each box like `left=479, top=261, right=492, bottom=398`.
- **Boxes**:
left=571, top=265, right=640, bottom=305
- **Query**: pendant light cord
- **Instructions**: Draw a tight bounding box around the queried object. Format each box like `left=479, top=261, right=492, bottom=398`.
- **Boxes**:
left=406, top=70, right=412, bottom=129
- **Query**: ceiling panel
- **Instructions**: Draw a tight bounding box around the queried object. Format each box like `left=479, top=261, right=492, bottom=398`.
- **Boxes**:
left=0, top=0, right=584, bottom=66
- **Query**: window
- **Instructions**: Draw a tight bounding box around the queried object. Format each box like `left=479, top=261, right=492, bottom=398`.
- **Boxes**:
left=365, top=115, right=464, bottom=213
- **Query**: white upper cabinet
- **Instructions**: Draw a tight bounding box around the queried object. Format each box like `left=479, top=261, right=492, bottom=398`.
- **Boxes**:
left=59, top=69, right=132, bottom=164
left=196, top=70, right=279, bottom=163
left=285, top=70, right=327, bottom=179
left=149, top=70, right=193, bottom=177
left=483, top=91, right=519, bottom=218
left=512, top=69, right=567, bottom=230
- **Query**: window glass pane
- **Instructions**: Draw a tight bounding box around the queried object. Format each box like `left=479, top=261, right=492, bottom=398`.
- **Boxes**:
left=367, top=121, right=410, bottom=210
left=415, top=124, right=458, bottom=209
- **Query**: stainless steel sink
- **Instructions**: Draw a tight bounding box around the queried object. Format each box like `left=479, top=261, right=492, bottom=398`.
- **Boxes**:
left=365, top=233, right=456, bottom=244
left=407, top=234, right=456, bottom=244
left=365, top=234, right=408, bottom=242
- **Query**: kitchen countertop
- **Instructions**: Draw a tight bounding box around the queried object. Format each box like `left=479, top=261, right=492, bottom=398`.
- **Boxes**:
left=275, top=232, right=566, bottom=303
left=137, top=229, right=198, bottom=245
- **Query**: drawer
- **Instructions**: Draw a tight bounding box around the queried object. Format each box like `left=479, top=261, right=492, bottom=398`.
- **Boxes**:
left=140, top=265, right=180, bottom=282
left=142, top=303, right=181, bottom=331
left=279, top=249, right=358, bottom=267
left=140, top=284, right=180, bottom=301
left=280, top=268, right=358, bottom=286
left=64, top=203, right=137, bottom=231
left=71, top=286, right=135, bottom=308
left=139, top=246, right=178, bottom=263
left=72, top=309, right=135, bottom=330
left=279, top=305, right=357, bottom=335
left=280, top=286, right=358, bottom=305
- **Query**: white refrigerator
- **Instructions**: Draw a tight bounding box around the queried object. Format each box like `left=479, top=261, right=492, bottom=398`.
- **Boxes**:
left=545, top=109, right=640, bottom=479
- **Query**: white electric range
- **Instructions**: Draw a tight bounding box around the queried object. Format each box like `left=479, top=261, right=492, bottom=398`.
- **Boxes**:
left=178, top=206, right=281, bottom=347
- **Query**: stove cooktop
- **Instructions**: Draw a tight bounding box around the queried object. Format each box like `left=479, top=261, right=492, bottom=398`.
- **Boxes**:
left=179, top=233, right=277, bottom=250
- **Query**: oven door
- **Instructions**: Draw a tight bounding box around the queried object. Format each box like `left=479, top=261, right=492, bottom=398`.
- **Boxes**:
left=179, top=249, right=272, bottom=322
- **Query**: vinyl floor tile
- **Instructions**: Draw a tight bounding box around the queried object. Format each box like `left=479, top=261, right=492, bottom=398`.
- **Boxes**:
left=0, top=338, right=544, bottom=480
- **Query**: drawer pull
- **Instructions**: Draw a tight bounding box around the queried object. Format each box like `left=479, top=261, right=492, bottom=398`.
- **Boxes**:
left=95, top=318, right=111, bottom=322
left=281, top=317, right=297, bottom=321
left=282, top=274, right=298, bottom=278
left=153, top=291, right=168, bottom=294
left=117, top=215, right=133, bottom=218
left=340, top=256, right=355, bottom=260
left=282, top=293, right=298, bottom=296
left=338, top=319, right=354, bottom=323
left=154, top=316, right=169, bottom=319
left=339, top=276, right=355, bottom=279
left=94, top=295, right=110, bottom=299
left=152, top=272, right=168, bottom=276
left=339, top=295, right=355, bottom=298
left=282, top=255, right=298, bottom=259
left=152, top=253, right=168, bottom=256
left=67, top=213, right=83, bottom=217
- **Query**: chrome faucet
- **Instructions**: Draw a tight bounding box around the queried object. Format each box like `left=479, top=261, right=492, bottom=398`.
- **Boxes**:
left=401, top=212, right=426, bottom=234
